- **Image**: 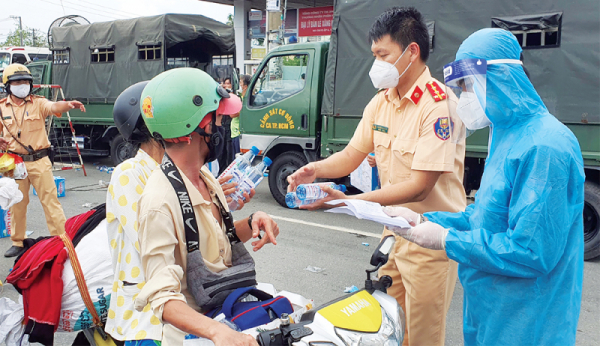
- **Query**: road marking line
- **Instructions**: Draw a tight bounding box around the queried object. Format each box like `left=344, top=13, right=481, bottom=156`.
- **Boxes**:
left=269, top=215, right=380, bottom=239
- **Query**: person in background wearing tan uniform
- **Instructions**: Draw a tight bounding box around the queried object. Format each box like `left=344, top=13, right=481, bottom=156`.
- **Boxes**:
left=0, top=63, right=86, bottom=257
left=287, top=8, right=466, bottom=346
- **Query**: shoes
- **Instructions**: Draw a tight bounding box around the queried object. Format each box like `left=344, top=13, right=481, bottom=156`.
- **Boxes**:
left=4, top=245, right=25, bottom=258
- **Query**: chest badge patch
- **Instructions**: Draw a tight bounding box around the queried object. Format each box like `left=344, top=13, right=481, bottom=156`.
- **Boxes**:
left=434, top=117, right=451, bottom=141
left=372, top=124, right=388, bottom=133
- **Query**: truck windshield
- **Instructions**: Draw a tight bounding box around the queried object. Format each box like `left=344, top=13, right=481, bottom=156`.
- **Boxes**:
left=28, top=64, right=46, bottom=85
left=0, top=53, right=10, bottom=69
left=250, top=54, right=309, bottom=107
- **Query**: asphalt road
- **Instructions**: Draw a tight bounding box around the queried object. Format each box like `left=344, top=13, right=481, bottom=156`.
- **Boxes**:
left=0, top=157, right=598, bottom=345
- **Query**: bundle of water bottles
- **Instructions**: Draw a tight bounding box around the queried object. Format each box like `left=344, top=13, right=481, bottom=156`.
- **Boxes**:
left=218, top=146, right=271, bottom=211
left=286, top=182, right=346, bottom=208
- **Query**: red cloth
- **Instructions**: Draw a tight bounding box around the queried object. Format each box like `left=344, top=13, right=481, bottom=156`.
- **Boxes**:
left=6, top=209, right=95, bottom=330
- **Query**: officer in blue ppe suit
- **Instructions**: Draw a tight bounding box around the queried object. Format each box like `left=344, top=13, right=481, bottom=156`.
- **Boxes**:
left=383, top=28, right=585, bottom=346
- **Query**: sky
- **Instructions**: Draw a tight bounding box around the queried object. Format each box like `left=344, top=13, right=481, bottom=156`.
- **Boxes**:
left=0, top=0, right=233, bottom=43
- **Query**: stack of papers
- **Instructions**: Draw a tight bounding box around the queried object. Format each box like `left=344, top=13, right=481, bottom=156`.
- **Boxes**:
left=325, top=199, right=411, bottom=229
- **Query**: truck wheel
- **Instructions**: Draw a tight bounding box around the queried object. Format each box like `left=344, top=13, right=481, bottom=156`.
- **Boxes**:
left=584, top=181, right=600, bottom=260
left=110, top=134, right=136, bottom=166
left=268, top=152, right=308, bottom=208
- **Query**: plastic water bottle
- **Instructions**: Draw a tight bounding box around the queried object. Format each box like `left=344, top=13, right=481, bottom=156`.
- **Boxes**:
left=218, top=146, right=260, bottom=183
left=296, top=182, right=347, bottom=200
left=285, top=192, right=318, bottom=208
left=229, top=157, right=272, bottom=211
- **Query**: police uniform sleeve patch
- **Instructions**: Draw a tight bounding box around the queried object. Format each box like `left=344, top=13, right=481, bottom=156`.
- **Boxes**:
left=434, top=117, right=451, bottom=141
left=426, top=81, right=447, bottom=102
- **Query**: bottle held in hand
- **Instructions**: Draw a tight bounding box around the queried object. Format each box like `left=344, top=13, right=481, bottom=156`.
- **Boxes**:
left=228, top=157, right=272, bottom=211
left=296, top=182, right=346, bottom=200
left=218, top=146, right=260, bottom=184
left=285, top=192, right=318, bottom=208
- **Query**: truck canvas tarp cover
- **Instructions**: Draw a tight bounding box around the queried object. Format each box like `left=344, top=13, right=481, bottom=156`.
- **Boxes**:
left=322, top=0, right=600, bottom=127
left=51, top=14, right=235, bottom=101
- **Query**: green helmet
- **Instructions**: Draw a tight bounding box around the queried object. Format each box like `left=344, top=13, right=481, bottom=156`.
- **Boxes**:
left=140, top=68, right=227, bottom=139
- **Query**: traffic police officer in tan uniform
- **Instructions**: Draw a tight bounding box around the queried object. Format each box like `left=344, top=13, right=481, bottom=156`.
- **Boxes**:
left=288, top=8, right=466, bottom=346
left=0, top=63, right=86, bottom=257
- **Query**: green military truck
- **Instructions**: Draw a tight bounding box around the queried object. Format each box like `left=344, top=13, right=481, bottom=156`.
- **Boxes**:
left=26, top=14, right=238, bottom=165
left=239, top=0, right=600, bottom=259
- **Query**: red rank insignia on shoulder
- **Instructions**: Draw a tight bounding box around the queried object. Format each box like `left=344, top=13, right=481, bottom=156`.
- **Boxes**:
left=426, top=81, right=447, bottom=102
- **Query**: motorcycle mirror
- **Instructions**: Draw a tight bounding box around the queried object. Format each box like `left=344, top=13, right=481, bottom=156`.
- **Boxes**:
left=370, top=235, right=395, bottom=267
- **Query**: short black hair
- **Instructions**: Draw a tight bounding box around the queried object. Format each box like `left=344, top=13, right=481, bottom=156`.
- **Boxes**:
left=133, top=118, right=154, bottom=144
left=368, top=7, right=430, bottom=62
left=223, top=77, right=232, bottom=83
left=241, top=74, right=251, bottom=86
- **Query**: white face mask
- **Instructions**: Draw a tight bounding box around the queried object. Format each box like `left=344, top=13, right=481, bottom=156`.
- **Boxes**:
left=456, top=91, right=491, bottom=130
left=10, top=84, right=31, bottom=99
left=369, top=46, right=412, bottom=89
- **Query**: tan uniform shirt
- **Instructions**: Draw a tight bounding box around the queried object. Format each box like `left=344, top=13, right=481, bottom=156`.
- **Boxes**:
left=349, top=67, right=466, bottom=214
left=135, top=165, right=232, bottom=344
left=0, top=95, right=58, bottom=154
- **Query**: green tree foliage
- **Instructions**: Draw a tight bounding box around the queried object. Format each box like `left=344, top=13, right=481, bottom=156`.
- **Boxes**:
left=282, top=55, right=307, bottom=66
left=227, top=13, right=234, bottom=27
left=1, top=23, right=48, bottom=47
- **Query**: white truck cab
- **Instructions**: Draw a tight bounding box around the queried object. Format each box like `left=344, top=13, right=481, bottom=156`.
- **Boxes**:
left=0, top=46, right=51, bottom=72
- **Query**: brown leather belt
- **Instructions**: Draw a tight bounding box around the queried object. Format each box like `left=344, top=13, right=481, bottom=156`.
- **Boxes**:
left=9, top=148, right=49, bottom=162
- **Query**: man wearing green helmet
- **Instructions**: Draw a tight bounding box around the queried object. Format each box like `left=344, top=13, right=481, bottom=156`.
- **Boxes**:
left=133, top=68, right=279, bottom=346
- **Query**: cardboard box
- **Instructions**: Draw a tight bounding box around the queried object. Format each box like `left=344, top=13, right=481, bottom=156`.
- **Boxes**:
left=0, top=208, right=11, bottom=238
left=33, top=176, right=66, bottom=198
left=350, top=157, right=380, bottom=193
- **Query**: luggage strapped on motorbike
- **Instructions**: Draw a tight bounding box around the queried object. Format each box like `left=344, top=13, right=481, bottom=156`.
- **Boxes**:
left=59, top=233, right=115, bottom=343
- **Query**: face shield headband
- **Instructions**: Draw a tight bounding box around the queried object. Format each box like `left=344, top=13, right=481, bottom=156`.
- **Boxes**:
left=443, top=58, right=523, bottom=142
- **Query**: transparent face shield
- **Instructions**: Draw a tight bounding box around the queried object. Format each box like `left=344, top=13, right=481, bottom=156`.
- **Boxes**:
left=443, top=58, right=524, bottom=142
left=443, top=59, right=488, bottom=143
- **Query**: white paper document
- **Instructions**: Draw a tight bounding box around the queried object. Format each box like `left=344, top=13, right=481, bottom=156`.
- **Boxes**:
left=325, top=199, right=411, bottom=229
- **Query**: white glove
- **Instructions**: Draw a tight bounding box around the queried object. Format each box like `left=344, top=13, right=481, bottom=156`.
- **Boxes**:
left=383, top=206, right=420, bottom=226
left=388, top=221, right=449, bottom=250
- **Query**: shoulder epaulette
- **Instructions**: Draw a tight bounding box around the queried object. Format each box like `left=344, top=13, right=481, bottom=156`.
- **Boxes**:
left=425, top=81, right=447, bottom=102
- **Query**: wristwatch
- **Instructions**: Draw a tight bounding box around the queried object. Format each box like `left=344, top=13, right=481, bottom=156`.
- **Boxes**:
left=248, top=213, right=261, bottom=239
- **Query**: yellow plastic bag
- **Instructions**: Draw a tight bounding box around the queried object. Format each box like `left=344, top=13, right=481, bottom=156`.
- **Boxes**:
left=92, top=327, right=118, bottom=346
left=0, top=153, right=15, bottom=174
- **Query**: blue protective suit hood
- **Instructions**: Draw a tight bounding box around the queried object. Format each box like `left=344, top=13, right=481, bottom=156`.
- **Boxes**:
left=456, top=29, right=548, bottom=129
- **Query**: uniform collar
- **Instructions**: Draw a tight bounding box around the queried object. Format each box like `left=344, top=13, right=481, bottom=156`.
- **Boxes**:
left=384, top=66, right=432, bottom=106
left=5, top=95, right=32, bottom=106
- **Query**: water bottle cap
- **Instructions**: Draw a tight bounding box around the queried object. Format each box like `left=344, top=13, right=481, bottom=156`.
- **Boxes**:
left=251, top=146, right=260, bottom=155
left=263, top=156, right=273, bottom=167
left=339, top=184, right=347, bottom=192
left=285, top=192, right=297, bottom=208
